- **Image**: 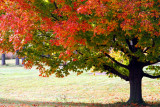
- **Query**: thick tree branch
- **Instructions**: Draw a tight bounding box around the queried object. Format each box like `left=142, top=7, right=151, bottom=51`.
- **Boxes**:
left=143, top=73, right=160, bottom=79
left=126, top=39, right=133, bottom=52
left=103, top=64, right=129, bottom=81
left=143, top=61, right=160, bottom=66
left=104, top=53, right=129, bottom=69
left=126, top=38, right=138, bottom=53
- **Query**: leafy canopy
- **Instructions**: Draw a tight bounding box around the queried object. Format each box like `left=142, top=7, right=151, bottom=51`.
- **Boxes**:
left=0, top=0, right=160, bottom=78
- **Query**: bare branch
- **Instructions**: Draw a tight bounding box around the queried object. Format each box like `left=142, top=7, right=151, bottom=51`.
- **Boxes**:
left=143, top=73, right=160, bottom=79
left=104, top=53, right=129, bottom=69
left=103, top=64, right=129, bottom=81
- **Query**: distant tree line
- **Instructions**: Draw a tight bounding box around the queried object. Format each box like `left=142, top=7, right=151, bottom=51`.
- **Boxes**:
left=1, top=52, right=24, bottom=66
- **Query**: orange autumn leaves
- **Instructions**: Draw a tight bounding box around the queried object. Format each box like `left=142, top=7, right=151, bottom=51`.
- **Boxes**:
left=0, top=0, right=159, bottom=75
left=1, top=0, right=159, bottom=49
left=0, top=0, right=40, bottom=51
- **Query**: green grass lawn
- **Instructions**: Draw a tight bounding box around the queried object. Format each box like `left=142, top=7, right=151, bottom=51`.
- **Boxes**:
left=0, top=60, right=160, bottom=106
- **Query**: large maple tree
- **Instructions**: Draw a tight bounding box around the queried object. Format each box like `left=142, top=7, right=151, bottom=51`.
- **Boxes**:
left=0, top=0, right=160, bottom=104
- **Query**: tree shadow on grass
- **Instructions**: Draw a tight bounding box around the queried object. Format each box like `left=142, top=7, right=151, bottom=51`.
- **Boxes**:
left=0, top=98, right=160, bottom=107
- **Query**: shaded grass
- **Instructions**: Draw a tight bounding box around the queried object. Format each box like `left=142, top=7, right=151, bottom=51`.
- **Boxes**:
left=0, top=98, right=121, bottom=107
left=0, top=60, right=160, bottom=106
left=0, top=98, right=160, bottom=107
left=1, top=98, right=160, bottom=107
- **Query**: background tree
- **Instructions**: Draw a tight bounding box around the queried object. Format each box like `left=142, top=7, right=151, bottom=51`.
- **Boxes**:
left=22, top=57, right=25, bottom=66
left=15, top=50, right=19, bottom=65
left=0, top=0, right=160, bottom=104
left=1, top=53, right=5, bottom=65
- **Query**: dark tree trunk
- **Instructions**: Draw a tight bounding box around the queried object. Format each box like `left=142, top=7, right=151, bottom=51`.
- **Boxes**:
left=127, top=58, right=144, bottom=104
left=2, top=53, right=5, bottom=65
left=127, top=76, right=144, bottom=104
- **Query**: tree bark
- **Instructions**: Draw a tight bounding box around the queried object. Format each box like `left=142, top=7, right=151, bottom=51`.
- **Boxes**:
left=127, top=58, right=144, bottom=104
left=127, top=76, right=144, bottom=104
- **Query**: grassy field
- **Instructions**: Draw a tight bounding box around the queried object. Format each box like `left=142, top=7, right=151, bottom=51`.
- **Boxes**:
left=0, top=59, right=160, bottom=106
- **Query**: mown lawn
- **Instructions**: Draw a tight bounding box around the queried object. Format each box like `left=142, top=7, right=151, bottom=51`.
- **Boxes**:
left=0, top=59, right=160, bottom=106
